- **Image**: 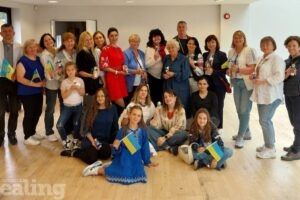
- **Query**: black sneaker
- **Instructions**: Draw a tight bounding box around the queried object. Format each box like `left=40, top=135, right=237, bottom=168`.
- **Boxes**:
left=283, top=146, right=292, bottom=152
left=194, top=160, right=205, bottom=170
left=169, top=146, right=179, bottom=156
left=281, top=151, right=300, bottom=161
left=60, top=149, right=73, bottom=157
left=8, top=134, right=18, bottom=145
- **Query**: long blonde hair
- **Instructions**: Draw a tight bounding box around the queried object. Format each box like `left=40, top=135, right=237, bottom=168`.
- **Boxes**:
left=77, top=31, right=93, bottom=52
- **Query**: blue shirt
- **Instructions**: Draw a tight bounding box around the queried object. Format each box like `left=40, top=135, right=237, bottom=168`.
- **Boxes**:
left=17, top=56, right=45, bottom=95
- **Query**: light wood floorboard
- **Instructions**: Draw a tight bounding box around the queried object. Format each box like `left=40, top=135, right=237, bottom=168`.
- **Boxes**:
left=0, top=93, right=299, bottom=200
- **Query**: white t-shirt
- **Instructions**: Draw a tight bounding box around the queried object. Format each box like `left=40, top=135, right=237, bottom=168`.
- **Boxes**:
left=60, top=77, right=84, bottom=106
left=228, top=47, right=257, bottom=90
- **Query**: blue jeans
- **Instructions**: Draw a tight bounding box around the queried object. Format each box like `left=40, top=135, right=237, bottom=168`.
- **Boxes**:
left=232, top=79, right=252, bottom=138
left=193, top=146, right=233, bottom=170
left=56, top=104, right=82, bottom=140
left=147, top=126, right=187, bottom=151
left=44, top=88, right=58, bottom=135
left=258, top=99, right=281, bottom=148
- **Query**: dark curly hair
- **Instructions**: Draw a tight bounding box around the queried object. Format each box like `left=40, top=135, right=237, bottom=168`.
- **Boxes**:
left=39, top=33, right=56, bottom=49
left=146, top=28, right=167, bottom=47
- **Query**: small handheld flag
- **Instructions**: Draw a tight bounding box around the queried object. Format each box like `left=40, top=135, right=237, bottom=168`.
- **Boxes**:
left=221, top=61, right=229, bottom=69
left=206, top=141, right=224, bottom=162
left=1, top=59, right=15, bottom=80
left=45, top=60, right=54, bottom=74
left=31, top=69, right=41, bottom=82
left=122, top=132, right=141, bottom=155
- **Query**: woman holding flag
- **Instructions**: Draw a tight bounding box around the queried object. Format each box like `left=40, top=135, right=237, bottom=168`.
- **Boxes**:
left=16, top=39, right=45, bottom=145
left=189, top=108, right=233, bottom=170
left=82, top=105, right=158, bottom=184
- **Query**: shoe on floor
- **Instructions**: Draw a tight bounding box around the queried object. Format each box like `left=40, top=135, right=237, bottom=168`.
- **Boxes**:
left=232, top=134, right=252, bottom=141
left=82, top=160, right=103, bottom=176
left=24, top=136, right=41, bottom=145
left=283, top=146, right=292, bottom=152
left=281, top=151, right=300, bottom=161
left=193, top=160, right=205, bottom=170
left=256, top=147, right=276, bottom=159
left=32, top=133, right=45, bottom=140
left=72, top=139, right=81, bottom=150
left=169, top=146, right=179, bottom=156
left=62, top=139, right=73, bottom=150
left=256, top=145, right=267, bottom=152
left=8, top=134, right=18, bottom=145
left=235, top=138, right=244, bottom=149
left=47, top=134, right=58, bottom=142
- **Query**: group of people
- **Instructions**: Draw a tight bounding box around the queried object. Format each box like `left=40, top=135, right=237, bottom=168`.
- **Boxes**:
left=1, top=20, right=300, bottom=185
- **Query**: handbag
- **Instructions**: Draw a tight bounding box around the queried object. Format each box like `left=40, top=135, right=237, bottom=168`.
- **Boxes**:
left=219, top=76, right=232, bottom=93
left=178, top=144, right=194, bottom=164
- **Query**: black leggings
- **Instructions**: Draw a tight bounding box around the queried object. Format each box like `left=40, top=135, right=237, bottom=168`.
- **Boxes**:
left=73, top=144, right=111, bottom=164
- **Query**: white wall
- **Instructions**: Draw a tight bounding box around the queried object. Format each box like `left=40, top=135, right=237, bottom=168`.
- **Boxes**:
left=250, top=0, right=300, bottom=59
left=0, top=0, right=36, bottom=44
left=34, top=5, right=220, bottom=50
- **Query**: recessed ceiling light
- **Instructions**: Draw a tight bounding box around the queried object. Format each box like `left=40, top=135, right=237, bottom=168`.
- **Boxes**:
left=48, top=0, right=58, bottom=3
left=126, top=0, right=134, bottom=3
left=214, top=0, right=224, bottom=2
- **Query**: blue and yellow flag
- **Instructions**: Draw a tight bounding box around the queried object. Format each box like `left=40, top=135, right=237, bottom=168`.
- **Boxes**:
left=31, top=69, right=41, bottom=82
left=122, top=133, right=141, bottom=155
left=45, top=60, right=54, bottom=74
left=206, top=141, right=224, bottom=162
left=221, top=61, right=229, bottom=69
left=1, top=59, right=15, bottom=80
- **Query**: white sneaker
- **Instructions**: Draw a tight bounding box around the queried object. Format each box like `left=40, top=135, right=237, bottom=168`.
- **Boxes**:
left=256, top=145, right=267, bottom=152
left=82, top=160, right=102, bottom=177
left=32, top=133, right=45, bottom=140
left=47, top=134, right=58, bottom=142
left=256, top=147, right=276, bottom=159
left=24, top=136, right=41, bottom=145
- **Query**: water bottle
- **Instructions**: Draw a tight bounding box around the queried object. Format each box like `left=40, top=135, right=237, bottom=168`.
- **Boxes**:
left=290, top=64, right=296, bottom=76
left=165, top=66, right=169, bottom=73
left=94, top=138, right=102, bottom=150
left=93, top=67, right=99, bottom=78
left=197, top=54, right=204, bottom=71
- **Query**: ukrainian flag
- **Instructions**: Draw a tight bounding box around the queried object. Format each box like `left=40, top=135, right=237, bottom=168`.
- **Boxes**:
left=221, top=61, right=229, bottom=69
left=31, top=69, right=41, bottom=81
left=45, top=60, right=54, bottom=74
left=1, top=59, right=15, bottom=80
left=122, top=133, right=141, bottom=155
left=206, top=141, right=224, bottom=162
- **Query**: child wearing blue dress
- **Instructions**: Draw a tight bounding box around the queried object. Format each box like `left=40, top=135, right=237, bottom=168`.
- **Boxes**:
left=82, top=105, right=158, bottom=184
left=189, top=108, right=233, bottom=170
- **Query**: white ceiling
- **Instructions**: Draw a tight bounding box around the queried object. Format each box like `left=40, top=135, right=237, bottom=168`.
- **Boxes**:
left=10, top=0, right=259, bottom=6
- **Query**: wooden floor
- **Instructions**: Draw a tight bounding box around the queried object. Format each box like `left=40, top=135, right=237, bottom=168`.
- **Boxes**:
left=1, top=93, right=299, bottom=200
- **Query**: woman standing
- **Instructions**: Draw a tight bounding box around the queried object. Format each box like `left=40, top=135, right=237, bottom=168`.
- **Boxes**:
left=147, top=89, right=187, bottom=155
left=145, top=29, right=167, bottom=105
left=123, top=34, right=147, bottom=105
left=186, top=37, right=204, bottom=93
left=77, top=31, right=102, bottom=134
left=202, top=35, right=228, bottom=129
left=39, top=33, right=59, bottom=142
left=162, top=39, right=191, bottom=117
left=16, top=39, right=45, bottom=145
left=100, top=27, right=128, bottom=115
left=281, top=36, right=300, bottom=161
left=250, top=36, right=285, bottom=159
left=228, top=30, right=257, bottom=148
left=93, top=31, right=107, bottom=51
